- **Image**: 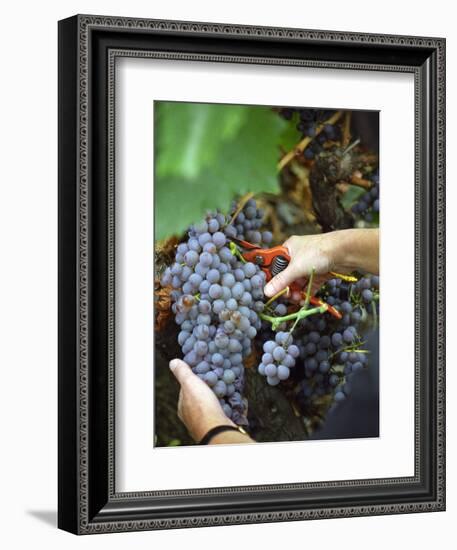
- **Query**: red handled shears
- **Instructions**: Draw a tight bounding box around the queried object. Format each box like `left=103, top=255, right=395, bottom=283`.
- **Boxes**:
left=229, top=237, right=343, bottom=320
left=229, top=238, right=291, bottom=282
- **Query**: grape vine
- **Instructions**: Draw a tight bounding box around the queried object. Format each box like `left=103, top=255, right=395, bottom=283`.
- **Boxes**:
left=157, top=104, right=380, bottom=441
left=161, top=198, right=379, bottom=430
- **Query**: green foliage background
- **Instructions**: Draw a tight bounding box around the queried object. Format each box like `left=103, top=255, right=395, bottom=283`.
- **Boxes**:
left=154, top=101, right=288, bottom=240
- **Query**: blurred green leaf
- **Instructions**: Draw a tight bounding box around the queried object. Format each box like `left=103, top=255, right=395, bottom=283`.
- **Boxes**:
left=155, top=101, right=247, bottom=180
left=278, top=113, right=301, bottom=151
left=155, top=104, right=287, bottom=240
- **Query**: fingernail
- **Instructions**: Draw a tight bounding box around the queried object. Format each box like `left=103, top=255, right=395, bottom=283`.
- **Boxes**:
left=169, top=359, right=179, bottom=371
left=264, top=283, right=273, bottom=296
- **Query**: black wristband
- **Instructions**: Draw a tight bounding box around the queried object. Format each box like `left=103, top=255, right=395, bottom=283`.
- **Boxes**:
left=198, top=424, right=248, bottom=445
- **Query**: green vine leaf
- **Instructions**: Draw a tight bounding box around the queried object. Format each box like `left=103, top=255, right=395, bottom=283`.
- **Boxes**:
left=155, top=103, right=288, bottom=240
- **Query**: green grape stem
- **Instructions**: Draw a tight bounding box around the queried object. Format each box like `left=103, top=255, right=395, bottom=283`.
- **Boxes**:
left=261, top=268, right=319, bottom=333
left=260, top=304, right=328, bottom=331
left=371, top=300, right=378, bottom=329
left=229, top=241, right=247, bottom=263
left=329, top=341, right=369, bottom=361
left=303, top=267, right=315, bottom=310
left=264, top=286, right=289, bottom=308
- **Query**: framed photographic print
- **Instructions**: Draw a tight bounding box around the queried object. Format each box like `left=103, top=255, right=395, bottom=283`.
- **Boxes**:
left=58, top=14, right=446, bottom=534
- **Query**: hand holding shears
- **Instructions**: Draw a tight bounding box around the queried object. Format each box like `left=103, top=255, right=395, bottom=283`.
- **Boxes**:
left=229, top=237, right=356, bottom=320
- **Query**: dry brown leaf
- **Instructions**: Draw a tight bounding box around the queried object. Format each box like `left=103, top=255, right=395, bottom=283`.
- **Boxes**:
left=155, top=235, right=180, bottom=267
left=154, top=280, right=173, bottom=331
left=244, top=350, right=259, bottom=370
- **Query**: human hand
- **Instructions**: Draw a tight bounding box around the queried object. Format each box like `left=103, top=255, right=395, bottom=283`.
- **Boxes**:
left=263, top=229, right=379, bottom=298
left=169, top=359, right=235, bottom=442
left=264, top=233, right=337, bottom=298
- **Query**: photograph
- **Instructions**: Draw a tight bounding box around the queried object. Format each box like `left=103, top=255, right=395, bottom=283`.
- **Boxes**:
left=154, top=101, right=380, bottom=446
left=56, top=12, right=445, bottom=534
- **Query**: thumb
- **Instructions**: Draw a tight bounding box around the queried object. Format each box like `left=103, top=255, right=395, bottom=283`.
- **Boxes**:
left=169, top=359, right=194, bottom=387
left=264, top=264, right=299, bottom=297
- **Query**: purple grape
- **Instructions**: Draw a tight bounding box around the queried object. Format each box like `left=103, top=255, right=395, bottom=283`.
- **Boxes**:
left=226, top=298, right=238, bottom=311
left=266, top=375, right=280, bottom=386
left=206, top=269, right=220, bottom=284
left=287, top=344, right=299, bottom=358
left=265, top=364, right=277, bottom=377
left=222, top=369, right=236, bottom=385
left=277, top=365, right=290, bottom=380
left=212, top=232, right=226, bottom=248
left=218, top=247, right=233, bottom=263
left=208, top=218, right=219, bottom=233
left=195, top=263, right=209, bottom=277
left=243, top=262, right=257, bottom=278
left=184, top=250, right=199, bottom=267
left=198, top=232, right=212, bottom=247
left=208, top=284, right=223, bottom=299
left=262, top=231, right=273, bottom=244
left=272, top=346, right=286, bottom=362
left=234, top=268, right=245, bottom=281
left=204, top=371, right=218, bottom=386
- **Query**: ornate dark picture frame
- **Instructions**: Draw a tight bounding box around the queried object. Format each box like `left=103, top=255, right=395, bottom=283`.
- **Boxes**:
left=58, top=14, right=445, bottom=534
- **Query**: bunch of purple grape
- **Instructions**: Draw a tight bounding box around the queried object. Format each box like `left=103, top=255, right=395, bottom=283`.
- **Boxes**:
left=161, top=199, right=269, bottom=425
left=162, top=193, right=380, bottom=430
left=301, top=275, right=378, bottom=407
left=278, top=107, right=341, bottom=160
left=351, top=171, right=379, bottom=222
left=257, top=274, right=379, bottom=413
left=225, top=199, right=273, bottom=246
left=257, top=331, right=300, bottom=386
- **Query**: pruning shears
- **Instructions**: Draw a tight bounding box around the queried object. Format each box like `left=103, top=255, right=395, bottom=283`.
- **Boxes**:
left=229, top=237, right=291, bottom=281
left=229, top=237, right=353, bottom=320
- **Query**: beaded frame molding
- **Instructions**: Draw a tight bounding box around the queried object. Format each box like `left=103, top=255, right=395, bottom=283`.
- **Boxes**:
left=58, top=14, right=445, bottom=535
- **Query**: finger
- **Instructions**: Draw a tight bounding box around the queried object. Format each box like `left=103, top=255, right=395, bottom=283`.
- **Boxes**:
left=177, top=389, right=183, bottom=421
left=264, top=264, right=299, bottom=297
left=169, top=358, right=194, bottom=387
left=282, top=236, right=297, bottom=255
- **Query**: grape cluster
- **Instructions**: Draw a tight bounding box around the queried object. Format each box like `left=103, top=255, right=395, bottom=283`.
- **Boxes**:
left=258, top=274, right=379, bottom=416
left=226, top=199, right=273, bottom=246
left=278, top=107, right=341, bottom=160
left=351, top=171, right=379, bottom=222
left=161, top=191, right=380, bottom=433
left=302, top=275, right=378, bottom=407
left=296, top=311, right=360, bottom=408
left=161, top=200, right=269, bottom=425
left=257, top=331, right=299, bottom=386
